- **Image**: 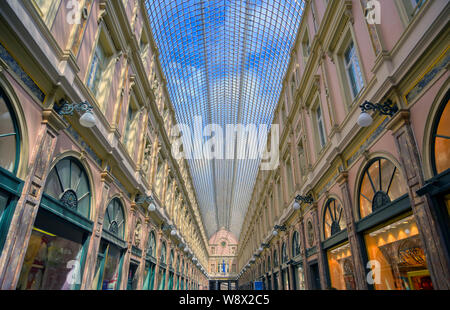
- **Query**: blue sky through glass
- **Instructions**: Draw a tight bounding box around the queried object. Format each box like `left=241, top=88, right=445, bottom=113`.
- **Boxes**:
left=146, top=0, right=305, bottom=238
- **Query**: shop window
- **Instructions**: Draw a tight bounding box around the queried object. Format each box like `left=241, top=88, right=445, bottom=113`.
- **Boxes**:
left=364, top=214, right=434, bottom=290
left=432, top=98, right=450, bottom=175
left=292, top=231, right=301, bottom=257
left=126, top=262, right=139, bottom=290
left=0, top=88, right=20, bottom=173
left=17, top=209, right=88, bottom=290
left=44, top=157, right=91, bottom=219
left=327, top=242, right=356, bottom=290
left=295, top=265, right=306, bottom=290
left=147, top=231, right=156, bottom=257
left=94, top=241, right=123, bottom=290
left=143, top=262, right=155, bottom=290
left=104, top=198, right=125, bottom=239
left=323, top=198, right=346, bottom=239
left=359, top=158, right=407, bottom=218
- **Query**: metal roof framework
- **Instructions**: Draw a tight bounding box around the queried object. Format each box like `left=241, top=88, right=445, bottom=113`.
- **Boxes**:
left=146, top=0, right=305, bottom=238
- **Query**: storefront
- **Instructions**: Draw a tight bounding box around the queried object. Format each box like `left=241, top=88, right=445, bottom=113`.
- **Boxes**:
left=280, top=242, right=290, bottom=290
left=168, top=250, right=174, bottom=290
left=93, top=197, right=127, bottom=290
left=158, top=241, right=167, bottom=290
left=143, top=231, right=157, bottom=290
left=17, top=157, right=93, bottom=290
left=127, top=260, right=139, bottom=290
left=321, top=198, right=356, bottom=290
left=356, top=157, right=434, bottom=290
left=0, top=85, right=23, bottom=254
left=418, top=90, right=450, bottom=258
left=290, top=231, right=306, bottom=290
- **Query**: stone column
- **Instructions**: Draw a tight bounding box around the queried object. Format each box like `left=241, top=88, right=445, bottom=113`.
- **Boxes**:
left=337, top=171, right=368, bottom=290
left=311, top=203, right=327, bottom=289
left=0, top=109, right=66, bottom=289
left=81, top=170, right=114, bottom=289
left=120, top=201, right=138, bottom=290
left=153, top=229, right=163, bottom=289
left=164, top=241, right=171, bottom=290
left=297, top=215, right=310, bottom=289
left=387, top=110, right=450, bottom=289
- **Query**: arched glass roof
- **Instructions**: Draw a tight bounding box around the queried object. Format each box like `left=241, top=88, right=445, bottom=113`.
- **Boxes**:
left=146, top=0, right=305, bottom=238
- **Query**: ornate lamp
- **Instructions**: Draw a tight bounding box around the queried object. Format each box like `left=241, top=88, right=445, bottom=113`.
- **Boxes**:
left=55, top=99, right=97, bottom=128
left=357, top=100, right=398, bottom=127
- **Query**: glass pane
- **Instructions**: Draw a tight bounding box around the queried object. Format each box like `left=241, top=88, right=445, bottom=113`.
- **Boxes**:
left=387, top=165, right=407, bottom=201
left=327, top=243, right=355, bottom=290
left=102, top=245, right=121, bottom=290
left=17, top=228, right=83, bottom=290
left=364, top=215, right=433, bottom=290
left=56, top=160, right=71, bottom=192
left=435, top=102, right=450, bottom=174
left=0, top=96, right=16, bottom=172
left=45, top=169, right=63, bottom=199
left=368, top=160, right=381, bottom=193
left=296, top=265, right=306, bottom=290
left=360, top=173, right=373, bottom=218
left=0, top=190, right=9, bottom=223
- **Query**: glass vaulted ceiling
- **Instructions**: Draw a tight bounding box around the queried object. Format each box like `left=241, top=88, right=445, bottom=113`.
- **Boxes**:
left=146, top=0, right=305, bottom=238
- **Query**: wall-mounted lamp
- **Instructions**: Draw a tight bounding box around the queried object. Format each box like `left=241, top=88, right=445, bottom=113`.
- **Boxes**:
left=135, top=194, right=156, bottom=212
left=294, top=194, right=314, bottom=208
left=357, top=100, right=398, bottom=127
left=272, top=225, right=286, bottom=236
left=55, top=99, right=97, bottom=128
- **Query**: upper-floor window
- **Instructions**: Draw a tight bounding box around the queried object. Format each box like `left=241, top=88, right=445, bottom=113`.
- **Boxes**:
left=32, top=0, right=61, bottom=27
left=123, top=98, right=139, bottom=151
left=302, top=31, right=310, bottom=61
left=87, top=43, right=108, bottom=98
left=291, top=74, right=297, bottom=100
left=402, top=0, right=427, bottom=19
left=344, top=41, right=364, bottom=99
left=315, top=104, right=326, bottom=149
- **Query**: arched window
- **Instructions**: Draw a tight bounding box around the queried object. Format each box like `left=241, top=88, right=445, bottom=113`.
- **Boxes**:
left=281, top=242, right=288, bottom=263
left=104, top=198, right=125, bottom=239
left=44, top=157, right=91, bottom=218
left=432, top=94, right=450, bottom=175
left=160, top=241, right=167, bottom=264
left=359, top=157, right=407, bottom=218
left=0, top=86, right=20, bottom=173
left=292, top=231, right=300, bottom=257
left=323, top=198, right=345, bottom=239
left=147, top=231, right=156, bottom=257
left=273, top=250, right=279, bottom=267
left=267, top=256, right=271, bottom=270
left=169, top=249, right=174, bottom=267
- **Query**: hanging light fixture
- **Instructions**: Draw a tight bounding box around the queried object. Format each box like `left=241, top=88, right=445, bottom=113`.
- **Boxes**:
left=55, top=99, right=97, bottom=128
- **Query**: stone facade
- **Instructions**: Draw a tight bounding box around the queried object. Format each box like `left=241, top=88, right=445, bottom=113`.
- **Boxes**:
left=238, top=0, right=450, bottom=290
left=0, top=0, right=208, bottom=290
